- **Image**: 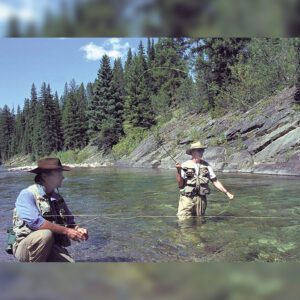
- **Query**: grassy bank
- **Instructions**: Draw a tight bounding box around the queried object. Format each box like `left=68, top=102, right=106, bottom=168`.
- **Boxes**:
left=4, top=145, right=104, bottom=168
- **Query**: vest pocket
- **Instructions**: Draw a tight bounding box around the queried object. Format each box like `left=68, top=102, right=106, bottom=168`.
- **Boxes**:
left=199, top=185, right=210, bottom=195
left=5, top=227, right=16, bottom=254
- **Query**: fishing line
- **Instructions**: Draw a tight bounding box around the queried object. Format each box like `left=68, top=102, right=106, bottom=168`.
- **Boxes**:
left=1, top=214, right=299, bottom=235
left=8, top=213, right=297, bottom=220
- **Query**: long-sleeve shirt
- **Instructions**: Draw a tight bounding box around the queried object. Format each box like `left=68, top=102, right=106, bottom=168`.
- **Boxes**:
left=15, top=188, right=75, bottom=230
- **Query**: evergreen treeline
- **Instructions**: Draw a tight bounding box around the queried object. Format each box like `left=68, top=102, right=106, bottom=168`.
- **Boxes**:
left=0, top=38, right=299, bottom=163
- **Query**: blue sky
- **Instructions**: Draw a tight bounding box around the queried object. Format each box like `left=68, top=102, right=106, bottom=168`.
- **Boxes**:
left=0, top=37, right=150, bottom=109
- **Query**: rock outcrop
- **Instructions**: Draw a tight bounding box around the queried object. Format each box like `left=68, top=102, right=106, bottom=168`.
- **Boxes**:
left=115, top=87, right=300, bottom=176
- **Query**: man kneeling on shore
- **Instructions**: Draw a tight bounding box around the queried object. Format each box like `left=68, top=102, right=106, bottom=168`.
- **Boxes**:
left=9, top=158, right=88, bottom=262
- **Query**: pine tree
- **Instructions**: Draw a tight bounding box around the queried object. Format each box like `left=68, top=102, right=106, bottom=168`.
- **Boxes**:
left=43, top=84, right=61, bottom=154
left=22, top=98, right=32, bottom=154
left=8, top=107, right=17, bottom=158
left=152, top=38, right=187, bottom=108
left=63, top=80, right=88, bottom=150
left=54, top=91, right=64, bottom=150
left=29, top=84, right=39, bottom=158
left=31, top=83, right=59, bottom=157
left=77, top=83, right=88, bottom=147
left=112, top=58, right=125, bottom=137
left=124, top=48, right=133, bottom=94
left=13, top=105, right=24, bottom=154
left=147, top=38, right=156, bottom=63
left=86, top=82, right=94, bottom=105
left=0, top=105, right=15, bottom=160
left=146, top=38, right=156, bottom=95
left=88, top=54, right=116, bottom=149
left=60, top=82, right=69, bottom=109
left=32, top=98, right=44, bottom=158
left=125, top=42, right=155, bottom=128
left=125, top=48, right=133, bottom=72
left=193, top=38, right=250, bottom=109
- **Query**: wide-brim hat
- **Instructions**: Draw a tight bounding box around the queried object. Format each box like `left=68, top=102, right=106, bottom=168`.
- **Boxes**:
left=186, top=141, right=207, bottom=155
left=28, top=157, right=72, bottom=174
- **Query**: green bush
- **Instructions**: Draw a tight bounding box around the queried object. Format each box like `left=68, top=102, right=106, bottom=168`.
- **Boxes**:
left=112, top=126, right=148, bottom=158
left=51, top=150, right=78, bottom=164
left=227, top=38, right=297, bottom=111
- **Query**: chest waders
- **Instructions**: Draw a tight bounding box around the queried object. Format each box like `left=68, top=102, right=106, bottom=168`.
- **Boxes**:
left=178, top=161, right=211, bottom=217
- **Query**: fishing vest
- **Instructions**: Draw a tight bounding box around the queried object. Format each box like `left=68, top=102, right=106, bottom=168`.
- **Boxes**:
left=12, top=184, right=71, bottom=248
left=180, top=160, right=211, bottom=197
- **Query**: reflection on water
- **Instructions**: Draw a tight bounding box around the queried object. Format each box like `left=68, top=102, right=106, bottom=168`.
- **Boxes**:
left=1, top=167, right=300, bottom=262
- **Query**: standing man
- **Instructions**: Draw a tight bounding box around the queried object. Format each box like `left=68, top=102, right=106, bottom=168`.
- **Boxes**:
left=10, top=157, right=88, bottom=262
left=175, top=141, right=234, bottom=219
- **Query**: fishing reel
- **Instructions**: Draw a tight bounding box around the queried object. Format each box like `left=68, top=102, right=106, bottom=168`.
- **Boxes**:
left=183, top=167, right=195, bottom=178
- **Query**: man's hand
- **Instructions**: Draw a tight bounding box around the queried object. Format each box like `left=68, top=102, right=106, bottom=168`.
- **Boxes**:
left=66, top=227, right=87, bottom=242
left=175, top=163, right=182, bottom=172
left=76, top=226, right=88, bottom=240
left=226, top=191, right=234, bottom=200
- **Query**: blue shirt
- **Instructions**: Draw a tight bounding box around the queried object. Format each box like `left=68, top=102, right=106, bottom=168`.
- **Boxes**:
left=15, top=188, right=75, bottom=230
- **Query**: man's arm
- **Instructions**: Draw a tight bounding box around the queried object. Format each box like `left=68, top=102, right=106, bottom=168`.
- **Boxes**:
left=38, top=220, right=87, bottom=241
left=211, top=178, right=234, bottom=200
left=175, top=163, right=185, bottom=188
left=15, top=190, right=46, bottom=230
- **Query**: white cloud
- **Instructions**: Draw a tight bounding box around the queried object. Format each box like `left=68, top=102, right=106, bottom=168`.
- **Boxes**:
left=0, top=2, right=35, bottom=22
left=105, top=38, right=130, bottom=51
left=80, top=39, right=130, bottom=61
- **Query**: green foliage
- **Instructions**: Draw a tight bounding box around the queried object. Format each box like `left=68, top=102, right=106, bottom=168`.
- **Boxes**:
left=176, top=76, right=203, bottom=113
left=188, top=127, right=205, bottom=143
left=112, top=126, right=148, bottom=158
left=63, top=80, right=88, bottom=150
left=294, top=38, right=300, bottom=103
left=210, top=135, right=228, bottom=146
left=150, top=91, right=172, bottom=122
left=226, top=38, right=297, bottom=111
left=125, top=42, right=156, bottom=128
left=52, top=150, right=78, bottom=164
left=1, top=38, right=299, bottom=166
left=88, top=54, right=123, bottom=151
left=31, top=83, right=63, bottom=157
left=193, top=38, right=250, bottom=110
left=51, top=147, right=94, bottom=164
left=150, top=38, right=188, bottom=112
left=112, top=57, right=125, bottom=138
left=0, top=105, right=15, bottom=160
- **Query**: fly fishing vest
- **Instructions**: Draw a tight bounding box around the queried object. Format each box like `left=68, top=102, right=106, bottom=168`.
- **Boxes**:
left=180, top=160, right=211, bottom=197
left=12, top=184, right=71, bottom=248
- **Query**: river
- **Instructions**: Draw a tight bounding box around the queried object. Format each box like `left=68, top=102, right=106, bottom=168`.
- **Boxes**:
left=1, top=166, right=299, bottom=262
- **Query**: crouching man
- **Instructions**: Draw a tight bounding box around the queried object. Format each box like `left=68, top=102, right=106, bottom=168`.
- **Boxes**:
left=10, top=158, right=88, bottom=262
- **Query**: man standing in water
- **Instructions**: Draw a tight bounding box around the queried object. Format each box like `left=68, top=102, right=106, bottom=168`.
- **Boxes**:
left=10, top=158, right=88, bottom=262
left=175, top=141, right=234, bottom=219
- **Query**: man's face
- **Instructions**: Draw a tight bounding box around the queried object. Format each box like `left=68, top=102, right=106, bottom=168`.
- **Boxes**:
left=192, top=149, right=204, bottom=159
left=44, top=170, right=65, bottom=188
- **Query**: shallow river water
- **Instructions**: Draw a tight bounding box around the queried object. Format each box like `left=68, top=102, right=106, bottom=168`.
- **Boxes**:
left=1, top=166, right=299, bottom=262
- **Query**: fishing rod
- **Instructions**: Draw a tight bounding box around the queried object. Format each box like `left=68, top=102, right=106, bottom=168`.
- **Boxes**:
left=148, top=126, right=178, bottom=164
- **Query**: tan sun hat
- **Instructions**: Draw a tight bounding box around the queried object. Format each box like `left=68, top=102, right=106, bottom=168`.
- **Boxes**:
left=28, top=157, right=72, bottom=174
left=186, top=141, right=207, bottom=155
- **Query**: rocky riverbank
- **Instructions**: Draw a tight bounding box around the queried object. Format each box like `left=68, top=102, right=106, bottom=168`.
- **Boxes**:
left=115, top=86, right=300, bottom=176
left=4, top=87, right=300, bottom=176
